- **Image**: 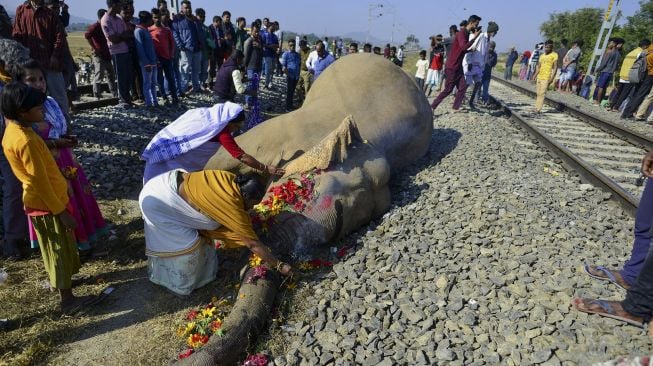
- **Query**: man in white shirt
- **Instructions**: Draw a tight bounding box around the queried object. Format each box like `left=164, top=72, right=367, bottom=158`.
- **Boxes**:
left=397, top=45, right=404, bottom=66
left=306, top=40, right=335, bottom=80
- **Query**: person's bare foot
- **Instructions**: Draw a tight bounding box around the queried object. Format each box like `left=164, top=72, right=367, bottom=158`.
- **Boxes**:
left=572, top=298, right=645, bottom=327
left=585, top=265, right=631, bottom=289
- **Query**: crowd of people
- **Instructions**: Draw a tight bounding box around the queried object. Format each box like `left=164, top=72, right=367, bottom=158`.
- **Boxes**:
left=504, top=36, right=653, bottom=122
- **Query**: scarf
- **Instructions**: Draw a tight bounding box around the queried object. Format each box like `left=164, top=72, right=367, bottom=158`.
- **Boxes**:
left=44, top=97, right=67, bottom=138
left=141, top=102, right=243, bottom=164
left=183, top=170, right=258, bottom=248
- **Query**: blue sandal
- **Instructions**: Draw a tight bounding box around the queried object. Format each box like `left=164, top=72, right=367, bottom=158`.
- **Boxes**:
left=583, top=263, right=629, bottom=290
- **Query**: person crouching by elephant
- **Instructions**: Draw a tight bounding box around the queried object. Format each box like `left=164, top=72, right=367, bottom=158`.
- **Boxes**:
left=213, top=50, right=253, bottom=103
left=139, top=169, right=293, bottom=295
left=141, top=102, right=284, bottom=184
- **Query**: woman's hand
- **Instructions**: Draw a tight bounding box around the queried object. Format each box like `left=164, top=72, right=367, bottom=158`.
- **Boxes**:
left=277, top=262, right=293, bottom=276
left=641, top=150, right=653, bottom=177
left=55, top=137, right=77, bottom=148
left=266, top=166, right=285, bottom=176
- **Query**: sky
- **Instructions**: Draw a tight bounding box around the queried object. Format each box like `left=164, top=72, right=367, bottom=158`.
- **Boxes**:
left=4, top=0, right=641, bottom=51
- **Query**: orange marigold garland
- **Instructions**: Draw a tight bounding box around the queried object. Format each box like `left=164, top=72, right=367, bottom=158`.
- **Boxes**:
left=251, top=170, right=320, bottom=231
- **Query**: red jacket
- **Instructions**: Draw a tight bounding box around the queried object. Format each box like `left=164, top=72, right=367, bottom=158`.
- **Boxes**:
left=85, top=21, right=111, bottom=60
left=149, top=25, right=175, bottom=60
left=444, top=28, right=475, bottom=70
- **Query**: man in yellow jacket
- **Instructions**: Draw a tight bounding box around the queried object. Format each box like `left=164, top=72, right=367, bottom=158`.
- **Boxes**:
left=609, top=39, right=651, bottom=111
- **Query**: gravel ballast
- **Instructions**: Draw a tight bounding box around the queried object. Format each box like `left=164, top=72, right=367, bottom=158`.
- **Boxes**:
left=270, top=97, right=652, bottom=365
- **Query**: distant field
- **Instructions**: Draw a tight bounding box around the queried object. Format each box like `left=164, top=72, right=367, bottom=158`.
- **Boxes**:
left=67, top=31, right=94, bottom=64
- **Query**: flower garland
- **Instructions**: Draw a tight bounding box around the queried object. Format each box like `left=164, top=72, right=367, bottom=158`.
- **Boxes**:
left=251, top=170, right=319, bottom=232
left=242, top=353, right=269, bottom=366
left=176, top=298, right=230, bottom=359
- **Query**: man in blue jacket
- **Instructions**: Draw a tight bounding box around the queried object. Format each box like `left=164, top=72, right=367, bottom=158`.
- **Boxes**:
left=172, top=0, right=202, bottom=93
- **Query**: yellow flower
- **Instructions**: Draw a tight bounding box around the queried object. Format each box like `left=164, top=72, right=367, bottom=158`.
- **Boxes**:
left=286, top=281, right=297, bottom=290
left=298, top=262, right=315, bottom=270
left=184, top=322, right=195, bottom=335
left=249, top=253, right=263, bottom=267
left=176, top=326, right=186, bottom=337
left=202, top=307, right=217, bottom=318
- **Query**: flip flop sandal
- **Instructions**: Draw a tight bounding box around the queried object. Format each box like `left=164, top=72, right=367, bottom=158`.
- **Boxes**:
left=572, top=298, right=645, bottom=328
left=583, top=263, right=628, bottom=290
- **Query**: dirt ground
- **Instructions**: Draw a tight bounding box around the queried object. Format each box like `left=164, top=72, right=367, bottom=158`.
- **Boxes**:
left=0, top=195, right=252, bottom=366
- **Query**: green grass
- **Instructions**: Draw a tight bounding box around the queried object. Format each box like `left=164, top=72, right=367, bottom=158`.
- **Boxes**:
left=67, top=31, right=94, bottom=64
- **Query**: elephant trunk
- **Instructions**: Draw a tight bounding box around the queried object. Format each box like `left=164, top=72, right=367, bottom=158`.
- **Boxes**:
left=172, top=268, right=282, bottom=366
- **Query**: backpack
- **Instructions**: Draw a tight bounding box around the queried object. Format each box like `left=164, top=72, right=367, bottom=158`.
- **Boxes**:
left=628, top=51, right=648, bottom=84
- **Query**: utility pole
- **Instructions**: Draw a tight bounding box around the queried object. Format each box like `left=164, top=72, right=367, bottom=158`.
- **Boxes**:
left=367, top=3, right=383, bottom=44
left=390, top=8, right=396, bottom=44
left=169, top=0, right=180, bottom=15
left=587, top=0, right=621, bottom=74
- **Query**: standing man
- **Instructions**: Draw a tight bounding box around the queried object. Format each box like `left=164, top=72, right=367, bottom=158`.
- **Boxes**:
left=274, top=21, right=284, bottom=77
left=260, top=21, right=279, bottom=89
left=397, top=45, right=405, bottom=67
left=531, top=40, right=558, bottom=114
left=306, top=40, right=335, bottom=80
left=430, top=15, right=482, bottom=113
left=622, top=42, right=653, bottom=119
left=479, top=41, right=498, bottom=104
left=466, top=21, right=499, bottom=109
left=150, top=8, right=178, bottom=104
left=610, top=39, right=651, bottom=112
left=593, top=37, right=624, bottom=106
left=280, top=39, right=301, bottom=111
left=134, top=11, right=159, bottom=107
left=243, top=22, right=263, bottom=108
left=172, top=0, right=202, bottom=94
left=296, top=39, right=312, bottom=102
left=233, top=17, right=248, bottom=53
left=85, top=9, right=118, bottom=99
left=194, top=8, right=212, bottom=92
left=12, top=0, right=69, bottom=118
left=101, top=0, right=134, bottom=108
left=559, top=40, right=583, bottom=92
left=555, top=39, right=568, bottom=86
left=221, top=11, right=236, bottom=52
left=504, top=47, right=518, bottom=80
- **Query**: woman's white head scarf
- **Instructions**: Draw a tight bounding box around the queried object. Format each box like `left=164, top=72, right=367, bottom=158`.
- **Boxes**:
left=141, top=102, right=243, bottom=164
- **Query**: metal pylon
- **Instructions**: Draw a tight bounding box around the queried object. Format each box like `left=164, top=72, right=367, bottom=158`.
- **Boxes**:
left=587, top=0, right=621, bottom=74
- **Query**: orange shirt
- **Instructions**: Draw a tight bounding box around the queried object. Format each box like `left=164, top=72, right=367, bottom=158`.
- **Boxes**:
left=2, top=121, right=68, bottom=214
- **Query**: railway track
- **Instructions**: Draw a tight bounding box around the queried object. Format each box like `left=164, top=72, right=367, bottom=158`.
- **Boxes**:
left=73, top=83, right=118, bottom=111
left=489, top=76, right=652, bottom=216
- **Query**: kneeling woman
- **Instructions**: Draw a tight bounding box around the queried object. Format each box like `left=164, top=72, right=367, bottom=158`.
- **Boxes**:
left=141, top=102, right=284, bottom=184
left=139, top=169, right=292, bottom=295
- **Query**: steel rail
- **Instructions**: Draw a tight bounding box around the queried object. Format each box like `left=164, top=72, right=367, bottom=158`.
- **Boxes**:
left=491, top=75, right=653, bottom=151
left=489, top=93, right=639, bottom=216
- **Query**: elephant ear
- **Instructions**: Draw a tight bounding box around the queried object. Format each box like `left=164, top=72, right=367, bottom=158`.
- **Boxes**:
left=282, top=115, right=364, bottom=175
